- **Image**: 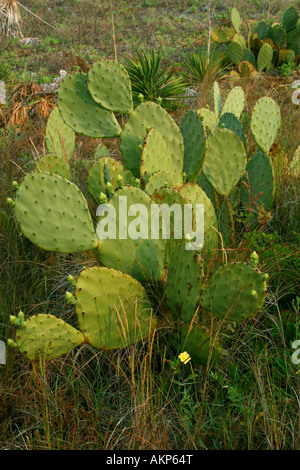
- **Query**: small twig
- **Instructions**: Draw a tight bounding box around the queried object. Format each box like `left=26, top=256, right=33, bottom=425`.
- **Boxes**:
left=16, top=1, right=60, bottom=31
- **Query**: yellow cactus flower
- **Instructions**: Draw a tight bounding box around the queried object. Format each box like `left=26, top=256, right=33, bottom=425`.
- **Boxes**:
left=178, top=351, right=191, bottom=364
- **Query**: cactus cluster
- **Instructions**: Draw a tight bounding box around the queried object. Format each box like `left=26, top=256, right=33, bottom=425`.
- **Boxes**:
left=9, top=60, right=280, bottom=366
left=212, top=6, right=299, bottom=76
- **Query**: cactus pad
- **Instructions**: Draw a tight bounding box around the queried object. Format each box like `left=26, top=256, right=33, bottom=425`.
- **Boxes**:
left=14, top=314, right=85, bottom=360
left=240, top=151, right=275, bottom=214
left=213, top=81, right=222, bottom=117
left=251, top=97, right=281, bottom=153
left=15, top=172, right=98, bottom=253
left=57, top=74, right=121, bottom=138
left=257, top=43, right=273, bottom=72
left=201, top=263, right=267, bottom=322
left=202, top=128, right=247, bottom=196
left=140, top=128, right=180, bottom=186
left=87, top=157, right=136, bottom=204
left=175, top=324, right=222, bottom=365
left=211, top=26, right=235, bottom=43
left=231, top=7, right=241, bottom=33
left=180, top=110, right=206, bottom=182
left=197, top=108, right=218, bottom=134
left=97, top=186, right=165, bottom=282
left=88, top=60, right=133, bottom=115
left=165, top=240, right=204, bottom=322
left=282, top=6, right=299, bottom=32
left=218, top=112, right=246, bottom=147
left=46, top=107, right=75, bottom=161
left=120, top=101, right=184, bottom=178
left=95, top=143, right=110, bottom=159
left=144, top=172, right=172, bottom=196
left=221, top=86, right=245, bottom=119
left=75, top=267, right=155, bottom=349
left=179, top=183, right=218, bottom=250
left=35, top=154, right=71, bottom=180
left=227, top=41, right=243, bottom=65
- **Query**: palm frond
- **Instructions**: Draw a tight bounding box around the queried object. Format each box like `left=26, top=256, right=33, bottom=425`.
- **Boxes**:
left=0, top=0, right=22, bottom=38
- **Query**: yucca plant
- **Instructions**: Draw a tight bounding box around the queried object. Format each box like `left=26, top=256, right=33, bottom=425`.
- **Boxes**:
left=0, top=0, right=22, bottom=38
left=183, top=50, right=229, bottom=85
left=123, top=50, right=187, bottom=111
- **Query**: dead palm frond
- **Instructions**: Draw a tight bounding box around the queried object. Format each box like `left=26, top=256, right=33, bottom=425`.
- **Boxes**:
left=0, top=0, right=23, bottom=38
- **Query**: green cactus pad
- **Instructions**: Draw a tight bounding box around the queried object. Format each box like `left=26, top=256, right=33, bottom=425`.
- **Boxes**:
left=201, top=262, right=267, bottom=322
left=213, top=81, right=222, bottom=117
left=197, top=108, right=218, bottom=134
left=140, top=128, right=180, bottom=186
left=282, top=6, right=299, bottom=32
left=231, top=7, right=241, bottom=33
left=88, top=60, right=133, bottom=115
left=75, top=266, right=155, bottom=349
left=96, top=186, right=165, bottom=282
left=15, top=172, right=98, bottom=252
left=87, top=157, right=135, bottom=204
left=57, top=74, right=121, bottom=138
left=180, top=110, right=206, bottom=182
left=272, top=24, right=287, bottom=47
left=46, top=107, right=75, bottom=161
left=287, top=27, right=300, bottom=55
left=251, top=97, right=281, bottom=153
left=151, top=187, right=188, bottom=267
left=179, top=183, right=218, bottom=250
left=165, top=240, right=204, bottom=322
left=232, top=33, right=247, bottom=49
left=257, top=21, right=268, bottom=39
left=203, top=128, right=247, bottom=196
left=257, top=43, right=273, bottom=72
left=144, top=172, right=172, bottom=196
left=241, top=48, right=256, bottom=66
left=218, top=112, right=246, bottom=147
left=283, top=49, right=296, bottom=63
left=240, top=151, right=275, bottom=214
left=227, top=41, right=243, bottom=65
left=35, top=154, right=71, bottom=180
left=95, top=143, right=110, bottom=159
left=14, top=314, right=85, bottom=360
left=221, top=86, right=245, bottom=119
left=196, top=171, right=216, bottom=206
left=175, top=324, right=222, bottom=366
left=120, top=101, right=184, bottom=178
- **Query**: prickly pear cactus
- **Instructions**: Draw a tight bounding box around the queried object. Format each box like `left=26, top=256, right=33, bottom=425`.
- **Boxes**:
left=9, top=63, right=277, bottom=366
left=11, top=267, right=157, bottom=359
